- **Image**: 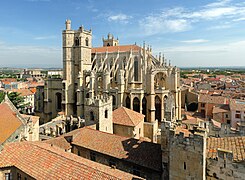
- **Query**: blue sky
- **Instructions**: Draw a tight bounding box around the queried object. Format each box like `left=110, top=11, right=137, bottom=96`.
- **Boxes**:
left=0, top=0, right=245, bottom=68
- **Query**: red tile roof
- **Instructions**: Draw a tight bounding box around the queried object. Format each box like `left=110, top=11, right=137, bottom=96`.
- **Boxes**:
left=0, top=141, right=142, bottom=180
left=45, top=136, right=72, bottom=151
left=11, top=88, right=34, bottom=96
left=212, top=105, right=230, bottom=114
left=207, top=136, right=245, bottom=162
left=175, top=126, right=192, bottom=137
left=182, top=116, right=204, bottom=125
left=113, top=107, right=144, bottom=127
left=0, top=102, right=23, bottom=144
left=229, top=99, right=245, bottom=111
left=211, top=119, right=221, bottom=128
left=71, top=127, right=162, bottom=171
left=199, top=94, right=228, bottom=104
left=92, top=45, right=141, bottom=53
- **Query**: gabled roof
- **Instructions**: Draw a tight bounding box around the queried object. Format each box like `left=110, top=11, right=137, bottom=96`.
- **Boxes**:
left=0, top=141, right=141, bottom=180
left=92, top=45, right=141, bottom=53
left=113, top=107, right=144, bottom=127
left=0, top=102, right=23, bottom=144
left=71, top=127, right=162, bottom=172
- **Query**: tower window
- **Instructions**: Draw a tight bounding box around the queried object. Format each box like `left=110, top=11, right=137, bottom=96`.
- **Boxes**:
left=90, top=111, right=95, bottom=121
left=184, top=162, right=186, bottom=170
left=75, top=37, right=80, bottom=46
left=134, top=57, right=139, bottom=81
left=105, top=110, right=108, bottom=118
left=85, top=37, right=89, bottom=46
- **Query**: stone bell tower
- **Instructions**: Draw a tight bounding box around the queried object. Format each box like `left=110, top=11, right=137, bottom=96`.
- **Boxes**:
left=62, top=19, right=92, bottom=116
left=102, top=33, right=119, bottom=47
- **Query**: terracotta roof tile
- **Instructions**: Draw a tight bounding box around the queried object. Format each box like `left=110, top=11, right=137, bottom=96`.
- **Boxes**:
left=92, top=45, right=141, bottom=53
left=45, top=136, right=72, bottom=151
left=212, top=104, right=230, bottom=114
left=182, top=116, right=204, bottom=125
left=71, top=127, right=162, bottom=171
left=11, top=88, right=34, bottom=96
left=207, top=136, right=245, bottom=162
left=113, top=107, right=144, bottom=127
left=175, top=126, right=192, bottom=137
left=229, top=99, right=245, bottom=111
left=0, top=141, right=142, bottom=180
left=0, top=103, right=23, bottom=144
left=199, top=94, right=228, bottom=104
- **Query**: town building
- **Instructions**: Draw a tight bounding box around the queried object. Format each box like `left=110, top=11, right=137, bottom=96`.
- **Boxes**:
left=44, top=127, right=162, bottom=179
left=0, top=95, right=39, bottom=150
left=0, top=141, right=141, bottom=180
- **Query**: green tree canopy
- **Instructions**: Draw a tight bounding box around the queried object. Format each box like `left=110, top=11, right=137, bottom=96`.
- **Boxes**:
left=0, top=91, right=5, bottom=103
left=7, top=92, right=28, bottom=111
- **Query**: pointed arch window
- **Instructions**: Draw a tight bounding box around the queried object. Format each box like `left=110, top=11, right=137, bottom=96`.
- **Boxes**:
left=134, top=57, right=139, bottom=81
left=85, top=37, right=89, bottom=46
left=75, top=37, right=80, bottom=46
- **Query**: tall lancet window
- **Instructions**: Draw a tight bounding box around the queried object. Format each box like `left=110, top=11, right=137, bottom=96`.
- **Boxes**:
left=75, top=37, right=80, bottom=46
left=134, top=57, right=139, bottom=81
left=85, top=37, right=89, bottom=46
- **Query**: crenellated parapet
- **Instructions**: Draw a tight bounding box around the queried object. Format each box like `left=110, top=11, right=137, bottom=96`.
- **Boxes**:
left=84, top=95, right=112, bottom=107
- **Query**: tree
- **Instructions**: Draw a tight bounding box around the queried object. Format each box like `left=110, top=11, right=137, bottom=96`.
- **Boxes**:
left=0, top=91, right=5, bottom=103
left=7, top=92, right=29, bottom=112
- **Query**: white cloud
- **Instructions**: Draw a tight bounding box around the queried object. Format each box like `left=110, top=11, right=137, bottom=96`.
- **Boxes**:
left=207, top=24, right=231, bottom=30
left=181, top=39, right=209, bottom=43
left=139, top=10, right=190, bottom=35
left=233, top=17, right=245, bottom=21
left=108, top=13, right=132, bottom=24
left=34, top=35, right=56, bottom=40
left=139, top=0, right=245, bottom=35
left=154, top=40, right=245, bottom=67
left=205, top=0, right=231, bottom=8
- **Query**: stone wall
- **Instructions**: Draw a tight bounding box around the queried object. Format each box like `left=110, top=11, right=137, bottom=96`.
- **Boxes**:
left=73, top=145, right=161, bottom=180
left=0, top=166, right=34, bottom=180
left=206, top=149, right=245, bottom=179
left=168, top=132, right=206, bottom=180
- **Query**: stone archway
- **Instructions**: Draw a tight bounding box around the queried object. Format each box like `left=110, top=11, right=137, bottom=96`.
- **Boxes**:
left=133, top=97, right=140, bottom=113
left=155, top=96, right=161, bottom=121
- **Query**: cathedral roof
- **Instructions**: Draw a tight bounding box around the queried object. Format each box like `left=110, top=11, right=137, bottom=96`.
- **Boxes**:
left=92, top=45, right=141, bottom=53
left=0, top=141, right=140, bottom=180
left=0, top=102, right=23, bottom=144
left=71, top=127, right=162, bottom=172
left=113, top=107, right=144, bottom=127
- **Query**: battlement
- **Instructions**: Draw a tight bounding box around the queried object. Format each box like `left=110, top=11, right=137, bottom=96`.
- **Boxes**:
left=169, top=129, right=206, bottom=153
left=85, top=95, right=112, bottom=106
